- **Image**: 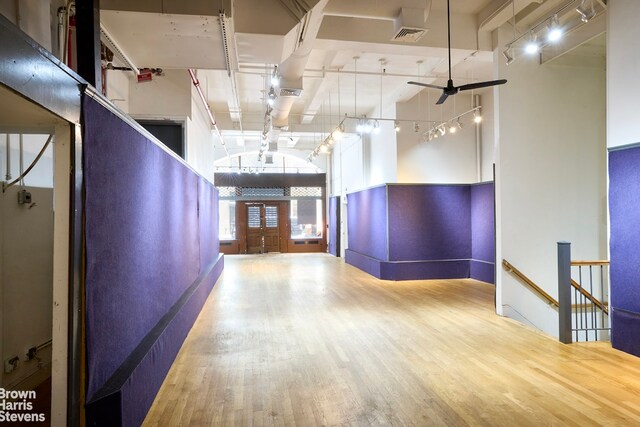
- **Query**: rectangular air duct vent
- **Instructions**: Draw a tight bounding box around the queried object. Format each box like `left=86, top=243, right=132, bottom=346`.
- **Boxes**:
left=392, top=27, right=428, bottom=42
left=392, top=7, right=429, bottom=43
left=279, top=88, right=303, bottom=97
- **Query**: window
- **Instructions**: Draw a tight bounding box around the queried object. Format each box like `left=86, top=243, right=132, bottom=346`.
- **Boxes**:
left=247, top=205, right=261, bottom=228
left=265, top=206, right=278, bottom=228
left=219, top=200, right=236, bottom=239
left=290, top=199, right=323, bottom=239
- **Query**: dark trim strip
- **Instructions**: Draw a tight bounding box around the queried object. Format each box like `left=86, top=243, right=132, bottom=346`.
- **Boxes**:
left=608, top=142, right=640, bottom=152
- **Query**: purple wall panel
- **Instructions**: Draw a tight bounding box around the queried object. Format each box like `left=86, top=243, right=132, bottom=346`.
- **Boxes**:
left=119, top=256, right=224, bottom=427
left=345, top=249, right=382, bottom=278
left=470, top=183, right=495, bottom=284
left=83, top=95, right=208, bottom=402
left=471, top=183, right=495, bottom=263
left=609, top=147, right=640, bottom=355
left=198, top=177, right=219, bottom=270
left=387, top=185, right=471, bottom=262
left=328, top=196, right=340, bottom=257
left=347, top=186, right=388, bottom=261
left=611, top=308, right=640, bottom=358
left=470, top=261, right=494, bottom=285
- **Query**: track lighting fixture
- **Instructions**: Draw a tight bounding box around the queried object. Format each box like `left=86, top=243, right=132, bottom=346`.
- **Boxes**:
left=271, top=65, right=280, bottom=87
left=473, top=111, right=482, bottom=124
left=394, top=121, right=400, bottom=132
left=414, top=122, right=420, bottom=133
left=547, top=14, right=563, bottom=42
left=576, top=0, right=596, bottom=23
left=448, top=122, right=457, bottom=134
left=373, top=120, right=381, bottom=134
left=438, top=126, right=446, bottom=136
left=356, top=120, right=364, bottom=133
left=502, top=46, right=515, bottom=66
left=525, top=33, right=539, bottom=55
left=319, top=144, right=329, bottom=154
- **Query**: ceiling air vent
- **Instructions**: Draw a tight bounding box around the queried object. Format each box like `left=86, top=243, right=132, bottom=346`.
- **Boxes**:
left=392, top=27, right=427, bottom=42
left=392, top=7, right=429, bottom=43
left=279, top=87, right=302, bottom=97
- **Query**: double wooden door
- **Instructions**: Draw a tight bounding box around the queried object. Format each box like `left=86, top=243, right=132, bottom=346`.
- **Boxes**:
left=246, top=203, right=281, bottom=254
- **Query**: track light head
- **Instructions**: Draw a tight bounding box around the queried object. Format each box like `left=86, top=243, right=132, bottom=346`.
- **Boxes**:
left=373, top=120, right=381, bottom=134
left=394, top=121, right=400, bottom=132
left=525, top=33, right=540, bottom=55
left=502, top=46, right=515, bottom=65
left=473, top=112, right=482, bottom=124
left=448, top=122, right=457, bottom=134
left=576, top=0, right=596, bottom=23
left=547, top=15, right=563, bottom=42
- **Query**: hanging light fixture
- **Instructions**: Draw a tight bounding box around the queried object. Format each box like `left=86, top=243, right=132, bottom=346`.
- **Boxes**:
left=525, top=32, right=540, bottom=54
left=576, top=0, right=596, bottom=23
left=271, top=65, right=280, bottom=86
left=547, top=14, right=563, bottom=42
left=502, top=46, right=515, bottom=66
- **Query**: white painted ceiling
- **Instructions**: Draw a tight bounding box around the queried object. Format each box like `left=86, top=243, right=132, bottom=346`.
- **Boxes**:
left=99, top=0, right=606, bottom=158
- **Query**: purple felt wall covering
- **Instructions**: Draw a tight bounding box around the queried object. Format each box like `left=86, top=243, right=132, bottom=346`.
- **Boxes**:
left=471, top=183, right=495, bottom=263
left=609, top=147, right=640, bottom=314
left=345, top=249, right=382, bottom=278
left=328, top=196, right=340, bottom=257
left=84, top=96, right=201, bottom=399
left=347, top=186, right=388, bottom=261
left=82, top=95, right=223, bottom=422
left=470, top=260, right=494, bottom=285
left=387, top=185, right=471, bottom=262
left=609, top=146, right=640, bottom=356
left=346, top=183, right=495, bottom=283
left=611, top=308, right=640, bottom=358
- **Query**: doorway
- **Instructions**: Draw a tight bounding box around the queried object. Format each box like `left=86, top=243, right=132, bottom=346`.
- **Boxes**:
left=246, top=203, right=281, bottom=254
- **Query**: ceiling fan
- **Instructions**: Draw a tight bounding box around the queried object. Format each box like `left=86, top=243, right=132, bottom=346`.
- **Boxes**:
left=408, top=0, right=507, bottom=105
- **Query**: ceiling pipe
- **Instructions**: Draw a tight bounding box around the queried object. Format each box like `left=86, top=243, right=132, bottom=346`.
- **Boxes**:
left=267, top=0, right=330, bottom=146
left=188, top=69, right=229, bottom=157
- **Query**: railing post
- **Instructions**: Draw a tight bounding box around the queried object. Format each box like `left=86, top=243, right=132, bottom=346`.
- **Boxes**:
left=558, top=241, right=572, bottom=344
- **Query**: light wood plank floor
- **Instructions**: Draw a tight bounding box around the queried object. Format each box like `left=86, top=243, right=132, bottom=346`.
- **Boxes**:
left=144, top=254, right=640, bottom=426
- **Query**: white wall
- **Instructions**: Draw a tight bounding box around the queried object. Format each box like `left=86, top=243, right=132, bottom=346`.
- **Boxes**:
left=607, top=0, right=640, bottom=149
left=1, top=185, right=54, bottom=390
left=365, top=104, right=397, bottom=187
left=186, top=83, right=216, bottom=183
left=128, top=69, right=192, bottom=118
left=480, top=90, right=496, bottom=182
left=396, top=91, right=480, bottom=184
left=105, top=70, right=132, bottom=114
left=494, top=27, right=607, bottom=337
left=0, top=0, right=63, bottom=53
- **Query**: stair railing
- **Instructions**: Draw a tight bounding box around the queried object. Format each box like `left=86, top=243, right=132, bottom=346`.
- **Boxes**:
left=558, top=242, right=610, bottom=344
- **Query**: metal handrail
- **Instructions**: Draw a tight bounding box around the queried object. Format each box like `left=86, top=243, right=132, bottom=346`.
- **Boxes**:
left=570, top=278, right=609, bottom=315
left=502, top=259, right=559, bottom=308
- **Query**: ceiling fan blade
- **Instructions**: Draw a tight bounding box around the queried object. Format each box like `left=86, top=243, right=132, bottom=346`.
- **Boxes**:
left=436, top=92, right=449, bottom=105
left=458, top=79, right=508, bottom=91
left=407, top=81, right=446, bottom=90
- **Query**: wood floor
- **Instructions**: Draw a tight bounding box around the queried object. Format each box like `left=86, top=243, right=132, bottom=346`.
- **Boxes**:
left=143, top=254, right=640, bottom=426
